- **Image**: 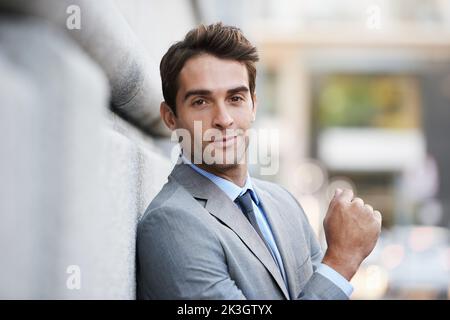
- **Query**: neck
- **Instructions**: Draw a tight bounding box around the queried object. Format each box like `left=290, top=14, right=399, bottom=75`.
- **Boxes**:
left=196, top=162, right=248, bottom=187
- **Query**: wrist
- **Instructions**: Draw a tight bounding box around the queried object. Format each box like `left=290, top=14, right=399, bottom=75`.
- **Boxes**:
left=322, top=250, right=361, bottom=281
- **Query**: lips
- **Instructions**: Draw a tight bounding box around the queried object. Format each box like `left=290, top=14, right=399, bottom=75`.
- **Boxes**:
left=210, top=135, right=238, bottom=147
left=221, top=136, right=236, bottom=142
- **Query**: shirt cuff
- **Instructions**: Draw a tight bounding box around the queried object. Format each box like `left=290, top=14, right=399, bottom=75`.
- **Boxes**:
left=317, top=263, right=354, bottom=297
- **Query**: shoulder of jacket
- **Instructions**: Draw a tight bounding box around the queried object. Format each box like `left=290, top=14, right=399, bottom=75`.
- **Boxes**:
left=139, top=179, right=196, bottom=223
left=252, top=177, right=292, bottom=197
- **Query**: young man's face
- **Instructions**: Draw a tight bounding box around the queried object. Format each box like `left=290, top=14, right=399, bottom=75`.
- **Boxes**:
left=162, top=53, right=257, bottom=169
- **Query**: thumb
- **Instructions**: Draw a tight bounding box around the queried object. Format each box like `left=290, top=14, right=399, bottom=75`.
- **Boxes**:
left=334, top=188, right=343, bottom=198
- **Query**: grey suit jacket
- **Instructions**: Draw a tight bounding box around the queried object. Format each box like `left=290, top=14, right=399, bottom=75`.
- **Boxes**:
left=136, top=163, right=347, bottom=300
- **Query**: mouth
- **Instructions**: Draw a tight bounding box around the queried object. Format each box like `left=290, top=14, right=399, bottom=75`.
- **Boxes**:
left=210, top=135, right=238, bottom=148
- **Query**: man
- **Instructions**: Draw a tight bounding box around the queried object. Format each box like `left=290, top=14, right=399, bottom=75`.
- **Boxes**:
left=136, top=23, right=381, bottom=300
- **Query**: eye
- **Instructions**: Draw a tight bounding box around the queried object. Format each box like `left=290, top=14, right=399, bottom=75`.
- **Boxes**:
left=230, top=95, right=244, bottom=103
left=192, top=98, right=207, bottom=106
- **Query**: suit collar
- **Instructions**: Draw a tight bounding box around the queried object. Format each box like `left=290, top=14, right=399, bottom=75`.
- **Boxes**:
left=169, top=163, right=290, bottom=299
left=180, top=156, right=260, bottom=204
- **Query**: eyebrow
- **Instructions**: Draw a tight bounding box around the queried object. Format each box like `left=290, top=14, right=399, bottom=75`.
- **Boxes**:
left=183, top=86, right=249, bottom=102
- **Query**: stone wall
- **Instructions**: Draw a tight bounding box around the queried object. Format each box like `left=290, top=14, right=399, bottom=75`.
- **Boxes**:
left=0, top=0, right=195, bottom=299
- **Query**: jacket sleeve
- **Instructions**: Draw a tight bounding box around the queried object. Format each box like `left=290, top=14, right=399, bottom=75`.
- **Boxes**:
left=281, top=186, right=349, bottom=300
left=295, top=226, right=349, bottom=300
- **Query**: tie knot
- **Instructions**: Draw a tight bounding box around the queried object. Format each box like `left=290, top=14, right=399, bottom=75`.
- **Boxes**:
left=235, top=189, right=254, bottom=215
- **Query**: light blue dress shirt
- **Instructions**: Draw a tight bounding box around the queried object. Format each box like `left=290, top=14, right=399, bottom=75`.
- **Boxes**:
left=183, top=158, right=353, bottom=298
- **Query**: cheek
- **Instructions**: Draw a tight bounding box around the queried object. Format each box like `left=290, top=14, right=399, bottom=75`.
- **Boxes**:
left=181, top=108, right=212, bottom=126
left=177, top=117, right=207, bottom=145
left=176, top=109, right=198, bottom=129
left=233, top=107, right=253, bottom=127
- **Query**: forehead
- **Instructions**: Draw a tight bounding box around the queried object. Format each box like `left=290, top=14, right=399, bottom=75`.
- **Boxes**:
left=177, top=54, right=249, bottom=94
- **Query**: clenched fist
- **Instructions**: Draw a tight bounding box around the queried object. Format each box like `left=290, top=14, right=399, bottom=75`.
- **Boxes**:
left=322, top=188, right=382, bottom=281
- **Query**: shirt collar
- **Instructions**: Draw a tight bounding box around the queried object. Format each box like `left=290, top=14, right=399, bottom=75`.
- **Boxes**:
left=181, top=155, right=260, bottom=204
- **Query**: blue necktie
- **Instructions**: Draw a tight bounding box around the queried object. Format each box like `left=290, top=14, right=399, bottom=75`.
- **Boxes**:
left=235, top=190, right=274, bottom=259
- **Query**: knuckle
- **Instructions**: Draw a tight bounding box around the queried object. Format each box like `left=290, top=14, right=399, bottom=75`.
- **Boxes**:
left=352, top=197, right=364, bottom=207
left=374, top=211, right=382, bottom=223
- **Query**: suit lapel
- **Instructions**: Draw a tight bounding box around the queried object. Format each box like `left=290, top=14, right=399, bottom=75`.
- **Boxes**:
left=169, top=164, right=290, bottom=299
left=253, top=182, right=300, bottom=299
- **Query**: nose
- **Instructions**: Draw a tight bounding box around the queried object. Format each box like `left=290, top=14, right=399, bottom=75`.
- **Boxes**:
left=212, top=104, right=234, bottom=129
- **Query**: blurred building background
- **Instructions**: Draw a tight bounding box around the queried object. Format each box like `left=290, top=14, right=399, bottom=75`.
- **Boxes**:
left=0, top=0, right=449, bottom=299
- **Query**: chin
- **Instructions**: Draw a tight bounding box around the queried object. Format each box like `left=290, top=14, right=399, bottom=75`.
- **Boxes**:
left=205, top=147, right=247, bottom=166
left=208, top=162, right=240, bottom=171
left=196, top=136, right=249, bottom=168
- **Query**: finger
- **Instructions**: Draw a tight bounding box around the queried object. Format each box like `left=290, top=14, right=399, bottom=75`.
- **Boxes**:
left=351, top=197, right=364, bottom=207
left=373, top=210, right=382, bottom=223
left=364, top=204, right=373, bottom=213
left=339, top=188, right=354, bottom=203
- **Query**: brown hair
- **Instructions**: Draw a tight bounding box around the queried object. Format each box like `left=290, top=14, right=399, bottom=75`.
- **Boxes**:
left=160, top=22, right=259, bottom=115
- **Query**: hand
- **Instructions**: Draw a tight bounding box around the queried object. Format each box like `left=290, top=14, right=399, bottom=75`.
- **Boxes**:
left=322, top=188, right=382, bottom=281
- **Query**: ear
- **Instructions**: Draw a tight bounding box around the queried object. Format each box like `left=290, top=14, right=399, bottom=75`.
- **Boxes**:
left=251, top=94, right=258, bottom=122
left=160, top=102, right=177, bottom=130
